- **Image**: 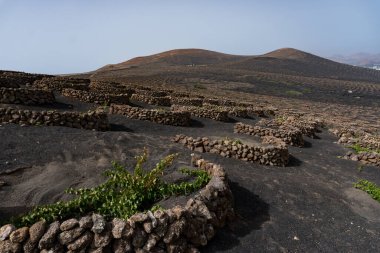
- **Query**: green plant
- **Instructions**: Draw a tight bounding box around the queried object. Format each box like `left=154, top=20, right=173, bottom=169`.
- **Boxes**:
left=354, top=180, right=380, bottom=203
left=348, top=143, right=380, bottom=154
left=285, top=90, right=303, bottom=96
left=10, top=150, right=210, bottom=227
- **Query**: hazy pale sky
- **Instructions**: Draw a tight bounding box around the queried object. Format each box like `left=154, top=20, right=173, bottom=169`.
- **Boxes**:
left=0, top=0, right=379, bottom=74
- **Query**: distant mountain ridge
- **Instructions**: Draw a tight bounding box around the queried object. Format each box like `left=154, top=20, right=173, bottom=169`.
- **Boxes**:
left=92, top=48, right=380, bottom=83
left=329, top=53, right=380, bottom=68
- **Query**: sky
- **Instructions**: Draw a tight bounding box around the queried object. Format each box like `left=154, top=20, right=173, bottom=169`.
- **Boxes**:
left=0, top=0, right=379, bottom=74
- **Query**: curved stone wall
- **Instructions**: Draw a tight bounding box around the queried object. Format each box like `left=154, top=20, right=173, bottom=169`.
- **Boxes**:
left=34, top=77, right=91, bottom=91
left=343, top=151, right=380, bottom=167
left=170, top=97, right=203, bottom=107
left=110, top=104, right=191, bottom=126
left=173, top=134, right=289, bottom=166
left=0, top=158, right=234, bottom=253
left=0, top=71, right=52, bottom=88
left=130, top=94, right=171, bottom=106
left=0, top=88, right=55, bottom=105
left=234, top=122, right=304, bottom=147
left=171, top=105, right=230, bottom=122
left=89, top=80, right=135, bottom=94
left=203, top=105, right=249, bottom=118
left=0, top=107, right=109, bottom=131
left=61, top=89, right=130, bottom=105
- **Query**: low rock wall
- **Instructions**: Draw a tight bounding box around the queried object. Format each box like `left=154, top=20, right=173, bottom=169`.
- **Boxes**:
left=0, top=158, right=234, bottom=253
left=0, top=71, right=52, bottom=88
left=170, top=97, right=203, bottom=107
left=89, top=80, right=135, bottom=94
left=135, top=89, right=169, bottom=97
left=171, top=105, right=230, bottom=122
left=34, top=77, right=90, bottom=91
left=343, top=151, right=380, bottom=167
left=62, top=89, right=130, bottom=105
left=0, top=88, right=55, bottom=105
left=130, top=94, right=171, bottom=106
left=203, top=105, right=249, bottom=118
left=0, top=107, right=109, bottom=131
left=234, top=122, right=304, bottom=147
left=110, top=104, right=191, bottom=126
left=173, top=135, right=289, bottom=166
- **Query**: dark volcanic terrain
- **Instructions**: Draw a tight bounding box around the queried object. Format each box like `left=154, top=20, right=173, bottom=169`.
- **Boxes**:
left=1, top=48, right=380, bottom=252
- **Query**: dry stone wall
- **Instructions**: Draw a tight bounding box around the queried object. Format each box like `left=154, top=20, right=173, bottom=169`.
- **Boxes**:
left=0, top=88, right=55, bottom=105
left=170, top=97, right=203, bottom=107
left=171, top=105, right=230, bottom=122
left=0, top=157, right=234, bottom=253
left=34, top=77, right=91, bottom=91
left=89, top=80, right=134, bottom=94
left=110, top=104, right=191, bottom=126
left=0, top=71, right=52, bottom=88
left=234, top=122, right=304, bottom=147
left=130, top=94, right=171, bottom=107
left=173, top=134, right=289, bottom=166
left=0, top=107, right=109, bottom=131
left=203, top=105, right=249, bottom=118
left=62, top=89, right=130, bottom=105
left=343, top=151, right=380, bottom=167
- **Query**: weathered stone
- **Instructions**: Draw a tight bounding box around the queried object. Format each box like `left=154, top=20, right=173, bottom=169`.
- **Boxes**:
left=58, top=227, right=84, bottom=245
left=163, top=217, right=187, bottom=244
left=67, top=231, right=93, bottom=251
left=29, top=220, right=46, bottom=243
left=79, top=216, right=93, bottom=229
left=9, top=227, right=28, bottom=243
left=0, top=240, right=21, bottom=253
left=132, top=227, right=147, bottom=248
left=60, top=218, right=79, bottom=231
left=92, top=214, right=106, bottom=234
left=38, top=221, right=60, bottom=249
left=0, top=224, right=16, bottom=241
left=113, top=238, right=132, bottom=253
left=94, top=223, right=112, bottom=248
left=111, top=218, right=126, bottom=239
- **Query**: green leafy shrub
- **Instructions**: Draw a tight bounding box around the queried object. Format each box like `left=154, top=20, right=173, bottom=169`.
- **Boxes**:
left=348, top=143, right=380, bottom=154
left=11, top=150, right=210, bottom=227
left=354, top=180, right=380, bottom=203
left=285, top=90, right=303, bottom=96
left=193, top=84, right=207, bottom=90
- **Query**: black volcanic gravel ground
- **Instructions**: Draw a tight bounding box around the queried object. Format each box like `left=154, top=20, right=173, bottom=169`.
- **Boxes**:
left=1, top=97, right=380, bottom=252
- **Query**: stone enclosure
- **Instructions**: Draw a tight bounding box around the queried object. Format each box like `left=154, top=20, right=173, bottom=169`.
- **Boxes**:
left=0, top=88, right=55, bottom=105
left=110, top=104, right=191, bottom=127
left=173, top=134, right=289, bottom=166
left=0, top=158, right=234, bottom=253
left=0, top=107, right=109, bottom=131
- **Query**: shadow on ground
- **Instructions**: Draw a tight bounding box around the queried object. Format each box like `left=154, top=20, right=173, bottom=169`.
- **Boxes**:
left=202, top=181, right=270, bottom=252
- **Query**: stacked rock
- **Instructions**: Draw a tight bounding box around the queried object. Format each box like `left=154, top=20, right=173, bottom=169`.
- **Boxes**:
left=34, top=77, right=90, bottom=91
left=0, top=157, right=234, bottom=253
left=89, top=80, right=135, bottom=94
left=110, top=104, right=191, bottom=126
left=0, top=71, right=52, bottom=88
left=61, top=89, right=131, bottom=105
left=170, top=97, right=203, bottom=107
left=171, top=105, right=230, bottom=122
left=234, top=122, right=304, bottom=147
left=0, top=87, right=55, bottom=105
left=173, top=134, right=289, bottom=166
left=343, top=151, right=380, bottom=167
left=0, top=107, right=109, bottom=131
left=130, top=94, right=171, bottom=106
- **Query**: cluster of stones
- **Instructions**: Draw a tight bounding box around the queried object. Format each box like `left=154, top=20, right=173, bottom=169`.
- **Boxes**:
left=330, top=127, right=380, bottom=167
left=234, top=122, right=304, bottom=147
left=173, top=134, right=289, bottom=166
left=0, top=107, right=109, bottom=131
left=331, top=128, right=380, bottom=150
left=0, top=157, right=234, bottom=253
left=171, top=105, right=230, bottom=122
left=89, top=81, right=134, bottom=94
left=61, top=88, right=131, bottom=106
left=203, top=104, right=249, bottom=118
left=343, top=151, right=380, bottom=167
left=0, top=87, right=55, bottom=105
left=0, top=71, right=52, bottom=88
left=169, top=97, right=203, bottom=107
left=258, top=115, right=322, bottom=138
left=110, top=104, right=191, bottom=126
left=33, top=77, right=91, bottom=91
left=130, top=94, right=171, bottom=107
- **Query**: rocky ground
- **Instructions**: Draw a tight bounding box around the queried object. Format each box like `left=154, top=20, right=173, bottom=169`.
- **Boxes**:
left=1, top=95, right=380, bottom=252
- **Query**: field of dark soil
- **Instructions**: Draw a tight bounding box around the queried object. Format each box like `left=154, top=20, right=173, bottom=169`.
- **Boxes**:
left=1, top=95, right=380, bottom=252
